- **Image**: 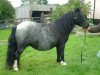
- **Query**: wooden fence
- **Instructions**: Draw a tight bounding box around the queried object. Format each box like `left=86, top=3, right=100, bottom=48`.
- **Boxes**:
left=0, top=16, right=52, bottom=29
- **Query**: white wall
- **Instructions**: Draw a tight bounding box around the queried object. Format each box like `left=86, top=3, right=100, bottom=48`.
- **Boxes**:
left=85, top=0, right=100, bottom=19
left=15, top=5, right=30, bottom=19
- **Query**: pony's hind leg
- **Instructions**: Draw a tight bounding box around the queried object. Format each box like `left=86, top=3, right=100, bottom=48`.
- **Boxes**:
left=13, top=47, right=25, bottom=71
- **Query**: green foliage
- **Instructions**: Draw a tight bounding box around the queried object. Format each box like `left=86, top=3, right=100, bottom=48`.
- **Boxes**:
left=65, top=0, right=91, bottom=15
left=52, top=0, right=91, bottom=21
left=37, top=0, right=48, bottom=5
left=0, top=0, right=15, bottom=20
left=0, top=2, right=2, bottom=15
left=21, top=0, right=48, bottom=5
left=51, top=5, right=65, bottom=20
left=88, top=18, right=93, bottom=24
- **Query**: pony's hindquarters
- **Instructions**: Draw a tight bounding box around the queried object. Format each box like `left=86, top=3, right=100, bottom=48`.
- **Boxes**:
left=6, top=27, right=17, bottom=69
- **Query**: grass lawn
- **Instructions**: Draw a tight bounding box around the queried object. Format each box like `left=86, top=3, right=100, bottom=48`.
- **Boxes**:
left=0, top=29, right=100, bottom=75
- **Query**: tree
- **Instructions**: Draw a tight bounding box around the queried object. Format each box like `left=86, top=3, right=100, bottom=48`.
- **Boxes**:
left=65, top=0, right=91, bottom=16
left=0, top=0, right=15, bottom=20
left=0, top=2, right=2, bottom=15
left=36, top=0, right=48, bottom=5
left=52, top=0, right=91, bottom=21
left=21, top=0, right=48, bottom=5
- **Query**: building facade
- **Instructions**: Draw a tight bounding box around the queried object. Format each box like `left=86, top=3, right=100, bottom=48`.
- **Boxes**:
left=15, top=4, right=56, bottom=23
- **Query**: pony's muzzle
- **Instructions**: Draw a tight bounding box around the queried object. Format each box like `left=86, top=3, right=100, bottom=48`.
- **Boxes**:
left=82, top=23, right=89, bottom=29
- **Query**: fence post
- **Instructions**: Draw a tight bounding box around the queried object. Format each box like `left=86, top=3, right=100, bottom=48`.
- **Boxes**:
left=5, top=19, right=8, bottom=28
left=41, top=12, right=45, bottom=23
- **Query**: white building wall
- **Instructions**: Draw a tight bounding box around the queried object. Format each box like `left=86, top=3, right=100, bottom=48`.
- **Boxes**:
left=15, top=5, right=30, bottom=19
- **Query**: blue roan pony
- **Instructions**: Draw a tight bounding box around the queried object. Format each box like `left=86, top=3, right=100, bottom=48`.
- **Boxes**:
left=6, top=8, right=89, bottom=70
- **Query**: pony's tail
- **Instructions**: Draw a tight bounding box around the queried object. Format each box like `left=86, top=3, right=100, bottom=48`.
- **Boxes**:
left=6, top=26, right=17, bottom=69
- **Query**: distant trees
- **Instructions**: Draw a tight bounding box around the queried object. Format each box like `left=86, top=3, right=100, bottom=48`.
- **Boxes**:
left=21, top=0, right=48, bottom=5
left=52, top=0, right=91, bottom=21
left=0, top=2, right=2, bottom=14
left=0, top=0, right=15, bottom=20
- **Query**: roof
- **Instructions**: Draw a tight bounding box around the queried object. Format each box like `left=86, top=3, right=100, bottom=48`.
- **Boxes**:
left=15, top=4, right=56, bottom=12
left=30, top=4, right=56, bottom=11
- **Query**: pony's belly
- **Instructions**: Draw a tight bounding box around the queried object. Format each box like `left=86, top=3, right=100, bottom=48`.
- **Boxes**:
left=30, top=39, right=56, bottom=51
left=33, top=46, right=54, bottom=51
left=33, top=42, right=55, bottom=51
left=30, top=43, right=54, bottom=51
left=38, top=37, right=57, bottom=51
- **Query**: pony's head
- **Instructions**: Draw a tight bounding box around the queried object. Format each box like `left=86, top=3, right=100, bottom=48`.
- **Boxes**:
left=73, top=8, right=89, bottom=29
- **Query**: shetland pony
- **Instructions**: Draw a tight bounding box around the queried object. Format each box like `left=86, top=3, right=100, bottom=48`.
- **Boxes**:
left=6, top=8, right=89, bottom=70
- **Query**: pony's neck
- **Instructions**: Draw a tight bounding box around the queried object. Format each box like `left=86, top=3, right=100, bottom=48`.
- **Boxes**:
left=54, top=11, right=75, bottom=35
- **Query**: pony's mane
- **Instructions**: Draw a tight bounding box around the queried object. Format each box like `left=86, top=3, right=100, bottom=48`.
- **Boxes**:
left=54, top=11, right=75, bottom=35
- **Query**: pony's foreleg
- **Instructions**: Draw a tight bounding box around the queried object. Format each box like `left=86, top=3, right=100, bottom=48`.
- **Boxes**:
left=56, top=44, right=67, bottom=65
left=56, top=47, right=61, bottom=62
left=13, top=48, right=24, bottom=71
left=60, top=49, right=66, bottom=65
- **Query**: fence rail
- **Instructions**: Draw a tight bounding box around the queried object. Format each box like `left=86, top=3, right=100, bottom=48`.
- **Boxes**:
left=0, top=17, right=51, bottom=30
left=0, top=18, right=30, bottom=29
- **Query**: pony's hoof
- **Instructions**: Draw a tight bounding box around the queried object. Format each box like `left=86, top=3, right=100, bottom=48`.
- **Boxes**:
left=13, top=67, right=18, bottom=71
left=13, top=66, right=18, bottom=71
left=61, top=61, right=67, bottom=65
left=13, top=60, right=18, bottom=71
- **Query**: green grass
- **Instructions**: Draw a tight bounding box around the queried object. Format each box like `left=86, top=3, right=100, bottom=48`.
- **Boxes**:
left=0, top=29, right=11, bottom=41
left=0, top=29, right=100, bottom=75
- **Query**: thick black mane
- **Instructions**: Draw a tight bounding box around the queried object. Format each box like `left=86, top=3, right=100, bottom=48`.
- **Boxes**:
left=54, top=11, right=75, bottom=35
